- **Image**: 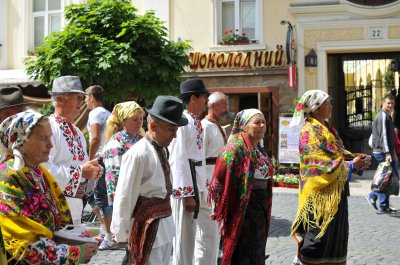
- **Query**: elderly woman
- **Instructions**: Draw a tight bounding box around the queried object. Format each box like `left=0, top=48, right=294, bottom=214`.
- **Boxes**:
left=208, top=109, right=274, bottom=265
left=290, top=90, right=371, bottom=265
left=0, top=110, right=98, bottom=264
left=100, top=101, right=145, bottom=250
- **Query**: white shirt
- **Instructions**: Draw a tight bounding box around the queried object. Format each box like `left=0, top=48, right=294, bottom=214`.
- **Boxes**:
left=87, top=106, right=110, bottom=155
left=201, top=119, right=225, bottom=184
left=111, top=138, right=175, bottom=248
left=168, top=110, right=207, bottom=198
left=43, top=115, right=88, bottom=222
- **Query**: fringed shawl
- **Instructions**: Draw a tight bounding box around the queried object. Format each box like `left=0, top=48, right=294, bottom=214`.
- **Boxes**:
left=291, top=117, right=349, bottom=239
left=0, top=159, right=72, bottom=262
left=208, top=133, right=274, bottom=265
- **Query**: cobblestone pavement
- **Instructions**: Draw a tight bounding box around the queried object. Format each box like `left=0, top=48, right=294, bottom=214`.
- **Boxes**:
left=87, top=172, right=400, bottom=264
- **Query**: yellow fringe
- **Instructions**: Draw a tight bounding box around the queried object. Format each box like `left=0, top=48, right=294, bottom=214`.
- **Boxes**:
left=292, top=164, right=347, bottom=239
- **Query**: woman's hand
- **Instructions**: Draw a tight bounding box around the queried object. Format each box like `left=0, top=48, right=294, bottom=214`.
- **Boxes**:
left=81, top=243, right=98, bottom=263
left=353, top=155, right=371, bottom=170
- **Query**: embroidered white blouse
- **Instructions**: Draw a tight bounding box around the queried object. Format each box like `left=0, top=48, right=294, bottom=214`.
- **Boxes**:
left=111, top=138, right=175, bottom=248
left=168, top=110, right=207, bottom=198
left=201, top=119, right=226, bottom=184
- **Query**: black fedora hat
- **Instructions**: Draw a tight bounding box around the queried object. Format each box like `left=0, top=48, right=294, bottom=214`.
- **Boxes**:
left=0, top=86, right=31, bottom=110
left=179, top=78, right=209, bottom=98
left=146, top=96, right=188, bottom=126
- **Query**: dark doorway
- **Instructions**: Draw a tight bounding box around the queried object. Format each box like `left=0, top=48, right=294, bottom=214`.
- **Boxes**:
left=328, top=52, right=400, bottom=162
left=239, top=94, right=258, bottom=109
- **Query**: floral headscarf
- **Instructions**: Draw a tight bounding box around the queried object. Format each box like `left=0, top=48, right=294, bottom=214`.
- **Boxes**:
left=228, top=108, right=263, bottom=142
left=290, top=90, right=329, bottom=127
left=0, top=109, right=44, bottom=170
left=107, top=101, right=143, bottom=125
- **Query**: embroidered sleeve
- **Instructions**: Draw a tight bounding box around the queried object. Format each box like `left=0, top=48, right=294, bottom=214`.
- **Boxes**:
left=103, top=139, right=125, bottom=204
left=169, top=125, right=195, bottom=198
left=20, top=237, right=82, bottom=265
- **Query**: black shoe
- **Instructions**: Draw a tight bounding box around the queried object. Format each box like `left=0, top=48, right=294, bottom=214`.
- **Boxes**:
left=365, top=195, right=377, bottom=210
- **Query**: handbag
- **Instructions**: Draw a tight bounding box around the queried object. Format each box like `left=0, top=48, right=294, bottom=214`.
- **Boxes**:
left=383, top=171, right=400, bottom=196
left=371, top=162, right=392, bottom=191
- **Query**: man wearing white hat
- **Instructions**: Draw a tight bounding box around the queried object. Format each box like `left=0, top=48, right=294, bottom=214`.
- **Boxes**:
left=43, top=75, right=103, bottom=224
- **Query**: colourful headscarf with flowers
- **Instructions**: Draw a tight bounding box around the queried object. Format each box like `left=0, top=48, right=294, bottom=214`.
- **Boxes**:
left=290, top=90, right=329, bottom=127
left=228, top=108, right=263, bottom=142
left=0, top=109, right=44, bottom=170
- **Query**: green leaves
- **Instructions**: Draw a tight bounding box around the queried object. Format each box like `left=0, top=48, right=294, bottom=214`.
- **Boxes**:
left=25, top=0, right=190, bottom=102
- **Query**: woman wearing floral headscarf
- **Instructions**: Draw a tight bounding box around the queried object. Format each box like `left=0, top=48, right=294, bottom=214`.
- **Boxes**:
left=208, top=108, right=274, bottom=265
left=0, top=110, right=98, bottom=264
left=290, top=90, right=370, bottom=265
left=100, top=101, right=145, bottom=250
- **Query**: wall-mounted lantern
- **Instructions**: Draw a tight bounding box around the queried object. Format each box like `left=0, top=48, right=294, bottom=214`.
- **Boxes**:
left=391, top=59, right=399, bottom=72
left=305, top=49, right=317, bottom=67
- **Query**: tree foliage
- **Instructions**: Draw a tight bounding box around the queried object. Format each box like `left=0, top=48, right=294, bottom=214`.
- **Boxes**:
left=25, top=0, right=191, bottom=101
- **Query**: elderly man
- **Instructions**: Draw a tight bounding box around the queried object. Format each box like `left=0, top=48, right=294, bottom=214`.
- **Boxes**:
left=112, top=96, right=188, bottom=265
left=169, top=78, right=218, bottom=265
left=43, top=76, right=103, bottom=224
left=0, top=86, right=31, bottom=122
left=200, top=91, right=228, bottom=263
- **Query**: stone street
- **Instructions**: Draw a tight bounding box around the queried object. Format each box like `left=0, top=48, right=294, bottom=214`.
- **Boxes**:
left=87, top=171, right=400, bottom=264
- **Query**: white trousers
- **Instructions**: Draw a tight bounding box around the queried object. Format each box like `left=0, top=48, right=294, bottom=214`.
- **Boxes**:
left=149, top=242, right=173, bottom=265
left=172, top=192, right=220, bottom=265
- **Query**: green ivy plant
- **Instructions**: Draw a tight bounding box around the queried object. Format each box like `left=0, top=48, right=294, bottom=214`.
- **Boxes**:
left=25, top=0, right=191, bottom=102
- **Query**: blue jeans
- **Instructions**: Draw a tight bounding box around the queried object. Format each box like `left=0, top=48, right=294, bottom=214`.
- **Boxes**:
left=368, top=152, right=398, bottom=210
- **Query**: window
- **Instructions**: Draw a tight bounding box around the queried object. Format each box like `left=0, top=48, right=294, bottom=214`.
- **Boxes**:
left=218, top=0, right=261, bottom=44
left=32, top=0, right=62, bottom=47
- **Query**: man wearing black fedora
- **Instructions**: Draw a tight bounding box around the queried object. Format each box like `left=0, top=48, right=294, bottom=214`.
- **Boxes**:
left=0, top=86, right=31, bottom=123
left=111, top=95, right=187, bottom=265
left=168, top=78, right=217, bottom=265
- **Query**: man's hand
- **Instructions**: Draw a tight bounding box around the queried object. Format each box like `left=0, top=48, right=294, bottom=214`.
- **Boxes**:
left=183, top=197, right=196, bottom=212
left=82, top=159, right=104, bottom=180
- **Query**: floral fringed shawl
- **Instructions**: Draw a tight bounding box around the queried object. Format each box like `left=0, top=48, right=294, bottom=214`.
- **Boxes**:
left=0, top=158, right=79, bottom=264
left=291, top=117, right=350, bottom=239
left=208, top=133, right=274, bottom=265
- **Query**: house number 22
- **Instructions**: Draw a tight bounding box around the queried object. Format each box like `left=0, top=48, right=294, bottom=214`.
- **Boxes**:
left=369, top=27, right=383, bottom=39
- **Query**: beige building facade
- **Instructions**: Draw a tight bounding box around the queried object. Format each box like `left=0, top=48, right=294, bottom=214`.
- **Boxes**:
left=2, top=0, right=400, bottom=155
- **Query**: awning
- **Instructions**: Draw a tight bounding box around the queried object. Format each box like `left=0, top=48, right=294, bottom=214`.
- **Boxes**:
left=0, top=69, right=43, bottom=86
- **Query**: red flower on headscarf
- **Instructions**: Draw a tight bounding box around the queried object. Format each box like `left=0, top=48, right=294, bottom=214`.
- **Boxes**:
left=25, top=248, right=43, bottom=264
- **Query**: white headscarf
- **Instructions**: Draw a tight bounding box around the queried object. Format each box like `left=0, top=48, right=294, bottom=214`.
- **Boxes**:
left=290, top=90, right=329, bottom=127
left=0, top=110, right=44, bottom=170
left=228, top=108, right=264, bottom=142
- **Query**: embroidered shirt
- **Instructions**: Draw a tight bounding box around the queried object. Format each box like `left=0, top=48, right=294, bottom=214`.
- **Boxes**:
left=43, top=115, right=88, bottom=223
left=168, top=111, right=207, bottom=198
left=102, top=130, right=142, bottom=204
left=111, top=137, right=175, bottom=247
left=201, top=118, right=226, bottom=186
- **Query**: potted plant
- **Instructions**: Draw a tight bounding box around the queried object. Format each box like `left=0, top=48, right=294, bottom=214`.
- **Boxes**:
left=222, top=29, right=249, bottom=45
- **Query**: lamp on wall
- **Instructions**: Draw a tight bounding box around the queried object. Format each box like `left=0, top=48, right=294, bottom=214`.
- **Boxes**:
left=391, top=59, right=399, bottom=72
left=305, top=48, right=317, bottom=67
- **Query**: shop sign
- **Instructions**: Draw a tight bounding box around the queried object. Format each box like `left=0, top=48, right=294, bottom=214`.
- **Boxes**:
left=189, top=46, right=285, bottom=71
